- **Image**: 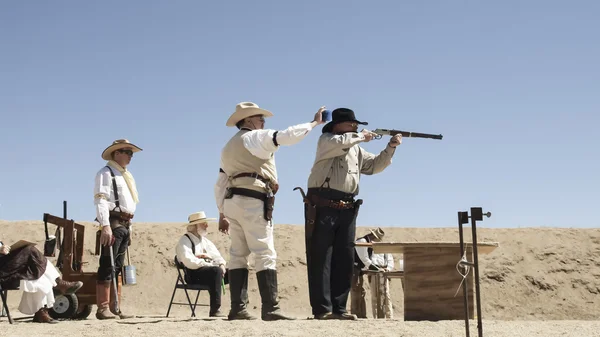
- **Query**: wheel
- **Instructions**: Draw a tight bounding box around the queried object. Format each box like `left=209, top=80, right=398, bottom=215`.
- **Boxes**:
left=48, top=293, right=79, bottom=319
left=73, top=304, right=93, bottom=320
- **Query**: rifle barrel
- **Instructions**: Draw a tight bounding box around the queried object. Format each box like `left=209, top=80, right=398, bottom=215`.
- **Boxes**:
left=373, top=128, right=443, bottom=140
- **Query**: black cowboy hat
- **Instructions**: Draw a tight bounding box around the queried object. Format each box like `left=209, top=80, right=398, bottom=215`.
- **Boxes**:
left=322, top=108, right=368, bottom=134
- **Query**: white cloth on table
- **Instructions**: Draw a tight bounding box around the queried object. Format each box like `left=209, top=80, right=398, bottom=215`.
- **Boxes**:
left=18, top=260, right=60, bottom=315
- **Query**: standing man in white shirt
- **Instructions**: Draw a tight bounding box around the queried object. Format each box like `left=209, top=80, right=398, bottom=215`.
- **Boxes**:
left=214, top=102, right=326, bottom=321
left=94, top=139, right=142, bottom=320
left=353, top=228, right=395, bottom=318
left=368, top=251, right=395, bottom=319
left=175, top=211, right=227, bottom=317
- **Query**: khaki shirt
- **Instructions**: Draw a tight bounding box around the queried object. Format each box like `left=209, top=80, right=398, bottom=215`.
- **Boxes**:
left=307, top=132, right=396, bottom=195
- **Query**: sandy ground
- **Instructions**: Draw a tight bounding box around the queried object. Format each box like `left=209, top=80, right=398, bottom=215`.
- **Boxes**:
left=2, top=318, right=600, bottom=337
left=1, top=220, right=599, bottom=336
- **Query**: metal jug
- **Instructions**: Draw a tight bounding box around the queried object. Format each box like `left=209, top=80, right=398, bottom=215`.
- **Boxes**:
left=122, top=248, right=137, bottom=286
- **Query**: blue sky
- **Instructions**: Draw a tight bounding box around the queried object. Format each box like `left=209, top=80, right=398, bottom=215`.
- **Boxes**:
left=1, top=1, right=598, bottom=228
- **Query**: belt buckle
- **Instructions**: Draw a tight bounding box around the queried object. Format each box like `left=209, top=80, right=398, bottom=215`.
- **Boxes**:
left=330, top=200, right=347, bottom=209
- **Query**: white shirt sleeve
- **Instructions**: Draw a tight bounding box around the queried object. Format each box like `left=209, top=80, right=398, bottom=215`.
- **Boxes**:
left=386, top=254, right=394, bottom=271
left=241, top=122, right=314, bottom=160
left=94, top=168, right=112, bottom=227
left=355, top=238, right=372, bottom=270
left=175, top=235, right=211, bottom=269
left=206, top=239, right=226, bottom=267
left=214, top=170, right=228, bottom=214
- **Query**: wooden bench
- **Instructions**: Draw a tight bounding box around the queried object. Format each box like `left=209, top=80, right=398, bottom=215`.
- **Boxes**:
left=356, top=241, right=499, bottom=321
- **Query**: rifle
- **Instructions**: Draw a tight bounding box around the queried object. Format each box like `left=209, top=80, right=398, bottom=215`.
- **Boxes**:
left=372, top=128, right=443, bottom=140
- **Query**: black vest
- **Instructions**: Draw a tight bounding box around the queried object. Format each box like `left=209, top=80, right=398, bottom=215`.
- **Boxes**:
left=354, top=235, right=373, bottom=269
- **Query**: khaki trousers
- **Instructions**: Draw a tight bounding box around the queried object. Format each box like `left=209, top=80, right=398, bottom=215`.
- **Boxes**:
left=370, top=274, right=393, bottom=319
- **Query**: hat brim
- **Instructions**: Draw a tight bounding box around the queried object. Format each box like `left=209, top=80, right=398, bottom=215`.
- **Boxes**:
left=188, top=218, right=217, bottom=225
left=226, top=107, right=274, bottom=127
left=322, top=119, right=368, bottom=134
left=369, top=230, right=384, bottom=241
left=101, top=143, right=143, bottom=160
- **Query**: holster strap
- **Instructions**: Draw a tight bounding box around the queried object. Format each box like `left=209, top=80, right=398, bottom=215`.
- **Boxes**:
left=232, top=172, right=269, bottom=184
left=231, top=172, right=279, bottom=194
left=309, top=194, right=356, bottom=210
left=109, top=211, right=134, bottom=221
left=227, top=187, right=267, bottom=201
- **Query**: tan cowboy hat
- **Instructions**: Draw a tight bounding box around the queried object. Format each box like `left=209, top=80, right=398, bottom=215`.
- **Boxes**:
left=187, top=211, right=217, bottom=225
left=369, top=228, right=385, bottom=241
left=101, top=139, right=143, bottom=160
left=226, top=102, right=274, bottom=127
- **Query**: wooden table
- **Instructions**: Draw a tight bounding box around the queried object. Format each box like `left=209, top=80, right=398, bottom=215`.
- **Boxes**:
left=355, top=241, right=499, bottom=321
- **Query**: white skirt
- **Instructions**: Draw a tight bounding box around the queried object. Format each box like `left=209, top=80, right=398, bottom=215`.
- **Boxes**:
left=18, top=260, right=60, bottom=315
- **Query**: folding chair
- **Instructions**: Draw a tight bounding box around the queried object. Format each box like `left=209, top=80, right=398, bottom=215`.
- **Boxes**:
left=165, top=256, right=210, bottom=318
left=1, top=279, right=20, bottom=324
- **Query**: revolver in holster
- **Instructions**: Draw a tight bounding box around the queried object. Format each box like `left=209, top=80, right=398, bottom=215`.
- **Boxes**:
left=294, top=187, right=317, bottom=239
left=263, top=181, right=278, bottom=221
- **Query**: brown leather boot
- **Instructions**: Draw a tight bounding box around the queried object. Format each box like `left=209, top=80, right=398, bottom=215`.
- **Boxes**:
left=96, top=281, right=116, bottom=320
left=33, top=308, right=58, bottom=324
left=110, top=280, right=133, bottom=319
left=54, top=278, right=83, bottom=295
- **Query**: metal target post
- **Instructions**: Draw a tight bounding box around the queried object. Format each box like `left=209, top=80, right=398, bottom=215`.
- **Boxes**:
left=457, top=211, right=471, bottom=337
left=457, top=207, right=491, bottom=337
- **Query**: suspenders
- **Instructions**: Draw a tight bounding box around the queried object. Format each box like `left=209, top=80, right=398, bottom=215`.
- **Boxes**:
left=105, top=166, right=122, bottom=212
left=185, top=234, right=196, bottom=255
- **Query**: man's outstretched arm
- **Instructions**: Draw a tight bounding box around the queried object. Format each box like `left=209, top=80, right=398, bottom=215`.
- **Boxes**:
left=242, top=107, right=326, bottom=160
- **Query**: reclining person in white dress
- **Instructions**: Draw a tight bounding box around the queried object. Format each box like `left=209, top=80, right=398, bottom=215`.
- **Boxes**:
left=0, top=241, right=83, bottom=323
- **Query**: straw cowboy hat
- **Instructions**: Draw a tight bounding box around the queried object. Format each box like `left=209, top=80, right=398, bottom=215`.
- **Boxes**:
left=322, top=108, right=368, bottom=134
left=187, top=211, right=217, bottom=225
left=226, top=102, right=274, bottom=127
left=101, top=139, right=143, bottom=160
left=369, top=227, right=385, bottom=241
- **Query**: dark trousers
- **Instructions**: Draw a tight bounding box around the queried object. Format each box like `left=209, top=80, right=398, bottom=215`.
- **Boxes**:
left=0, top=245, right=47, bottom=284
left=306, top=201, right=358, bottom=315
left=186, top=266, right=225, bottom=312
left=98, top=226, right=130, bottom=281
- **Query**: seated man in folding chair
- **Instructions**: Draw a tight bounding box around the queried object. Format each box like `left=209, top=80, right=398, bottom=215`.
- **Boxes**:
left=175, top=211, right=228, bottom=318
left=0, top=241, right=83, bottom=323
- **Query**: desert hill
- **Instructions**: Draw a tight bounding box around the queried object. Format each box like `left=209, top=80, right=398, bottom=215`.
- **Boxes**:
left=1, top=220, right=599, bottom=321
